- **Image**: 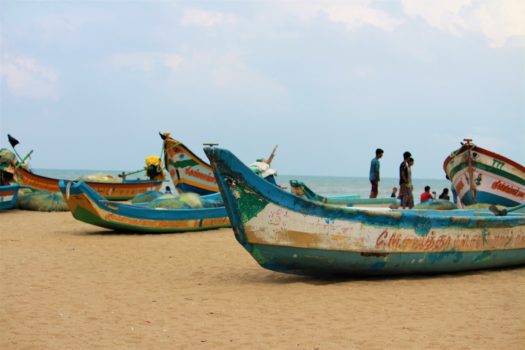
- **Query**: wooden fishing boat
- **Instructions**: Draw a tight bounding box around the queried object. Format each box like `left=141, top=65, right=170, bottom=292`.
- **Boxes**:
left=444, top=139, right=525, bottom=207
left=161, top=132, right=219, bottom=195
left=290, top=180, right=398, bottom=207
left=58, top=180, right=230, bottom=233
left=15, top=166, right=162, bottom=201
left=204, top=147, right=525, bottom=276
left=0, top=184, right=22, bottom=210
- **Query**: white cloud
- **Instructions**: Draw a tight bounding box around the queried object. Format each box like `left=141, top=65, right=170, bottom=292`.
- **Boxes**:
left=0, top=55, right=59, bottom=99
left=181, top=50, right=287, bottom=96
left=284, top=0, right=404, bottom=31
left=180, top=7, right=237, bottom=27
left=111, top=53, right=183, bottom=72
left=402, top=0, right=525, bottom=47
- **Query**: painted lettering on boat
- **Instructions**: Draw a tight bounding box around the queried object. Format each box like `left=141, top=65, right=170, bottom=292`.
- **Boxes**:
left=268, top=208, right=289, bottom=225
left=184, top=168, right=216, bottom=183
left=491, top=158, right=505, bottom=169
left=375, top=229, right=524, bottom=251
left=491, top=180, right=525, bottom=199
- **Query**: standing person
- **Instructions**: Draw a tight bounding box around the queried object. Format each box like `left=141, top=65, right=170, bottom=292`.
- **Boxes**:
left=399, top=151, right=413, bottom=209
left=406, top=157, right=415, bottom=208
left=369, top=148, right=384, bottom=198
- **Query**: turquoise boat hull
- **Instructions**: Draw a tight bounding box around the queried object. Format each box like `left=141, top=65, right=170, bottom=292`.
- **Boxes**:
left=205, top=147, right=525, bottom=277
left=58, top=180, right=230, bottom=233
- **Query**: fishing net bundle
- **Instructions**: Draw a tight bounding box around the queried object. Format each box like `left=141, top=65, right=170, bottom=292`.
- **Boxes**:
left=130, top=190, right=164, bottom=204
left=0, top=148, right=16, bottom=166
left=16, top=188, right=69, bottom=212
left=74, top=174, right=120, bottom=183
left=413, top=199, right=458, bottom=210
left=464, top=203, right=508, bottom=210
left=146, top=192, right=223, bottom=209
left=249, top=161, right=277, bottom=178
left=0, top=149, right=17, bottom=185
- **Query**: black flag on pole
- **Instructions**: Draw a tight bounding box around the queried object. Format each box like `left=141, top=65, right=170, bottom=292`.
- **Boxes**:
left=7, top=134, right=19, bottom=148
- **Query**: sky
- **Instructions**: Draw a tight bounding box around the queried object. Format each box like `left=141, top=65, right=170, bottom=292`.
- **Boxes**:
left=1, top=0, right=524, bottom=179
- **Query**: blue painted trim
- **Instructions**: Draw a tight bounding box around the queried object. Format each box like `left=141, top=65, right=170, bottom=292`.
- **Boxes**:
left=176, top=183, right=217, bottom=196
left=460, top=191, right=520, bottom=207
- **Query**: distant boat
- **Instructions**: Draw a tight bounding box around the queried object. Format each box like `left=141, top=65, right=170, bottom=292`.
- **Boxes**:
left=0, top=184, right=22, bottom=210
left=58, top=180, right=230, bottom=233
left=289, top=180, right=398, bottom=207
left=15, top=166, right=162, bottom=201
left=161, top=132, right=219, bottom=195
left=204, top=146, right=525, bottom=276
left=444, top=139, right=525, bottom=207
left=5, top=134, right=163, bottom=201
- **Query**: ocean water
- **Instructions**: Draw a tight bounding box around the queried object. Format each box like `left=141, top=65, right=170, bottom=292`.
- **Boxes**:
left=36, top=169, right=451, bottom=200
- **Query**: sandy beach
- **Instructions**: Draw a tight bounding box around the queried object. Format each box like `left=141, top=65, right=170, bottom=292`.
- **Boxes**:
left=1, top=210, right=524, bottom=350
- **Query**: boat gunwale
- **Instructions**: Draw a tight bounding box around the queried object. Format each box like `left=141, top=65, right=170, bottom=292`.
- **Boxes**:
left=444, top=143, right=525, bottom=174
left=16, top=166, right=162, bottom=187
left=205, top=147, right=525, bottom=229
left=59, top=180, right=227, bottom=221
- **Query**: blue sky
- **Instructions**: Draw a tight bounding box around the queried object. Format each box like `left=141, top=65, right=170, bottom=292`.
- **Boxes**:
left=1, top=0, right=524, bottom=178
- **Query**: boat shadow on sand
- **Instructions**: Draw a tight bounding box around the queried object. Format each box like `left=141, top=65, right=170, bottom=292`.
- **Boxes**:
left=63, top=228, right=215, bottom=237
left=219, top=264, right=525, bottom=285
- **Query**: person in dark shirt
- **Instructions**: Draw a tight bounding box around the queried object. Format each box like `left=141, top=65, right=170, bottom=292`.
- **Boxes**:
left=399, top=151, right=413, bottom=209
left=369, top=148, right=384, bottom=198
left=390, top=187, right=398, bottom=198
left=438, top=188, right=450, bottom=200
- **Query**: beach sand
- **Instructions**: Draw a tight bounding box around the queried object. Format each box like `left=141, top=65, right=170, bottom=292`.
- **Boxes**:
left=1, top=210, right=524, bottom=350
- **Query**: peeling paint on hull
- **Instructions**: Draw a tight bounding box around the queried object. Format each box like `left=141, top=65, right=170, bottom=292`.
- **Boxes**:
left=250, top=244, right=525, bottom=276
left=205, top=147, right=525, bottom=277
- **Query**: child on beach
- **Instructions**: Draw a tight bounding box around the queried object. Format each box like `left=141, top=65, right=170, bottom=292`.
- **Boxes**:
left=390, top=187, right=398, bottom=198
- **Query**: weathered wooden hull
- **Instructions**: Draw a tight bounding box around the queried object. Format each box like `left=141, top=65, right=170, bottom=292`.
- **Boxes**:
left=58, top=180, right=230, bottom=233
left=162, top=134, right=218, bottom=195
left=16, top=167, right=162, bottom=201
left=444, top=142, right=525, bottom=207
left=290, top=180, right=397, bottom=207
left=0, top=185, right=21, bottom=210
left=205, top=147, right=525, bottom=276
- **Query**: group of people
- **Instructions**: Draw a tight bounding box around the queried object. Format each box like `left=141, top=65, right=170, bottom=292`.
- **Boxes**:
left=369, top=149, right=451, bottom=209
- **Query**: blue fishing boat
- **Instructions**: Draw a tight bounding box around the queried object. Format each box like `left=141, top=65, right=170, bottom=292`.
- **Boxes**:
left=58, top=180, right=230, bottom=233
left=0, top=184, right=22, bottom=211
left=204, top=147, right=525, bottom=276
left=289, top=180, right=398, bottom=207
